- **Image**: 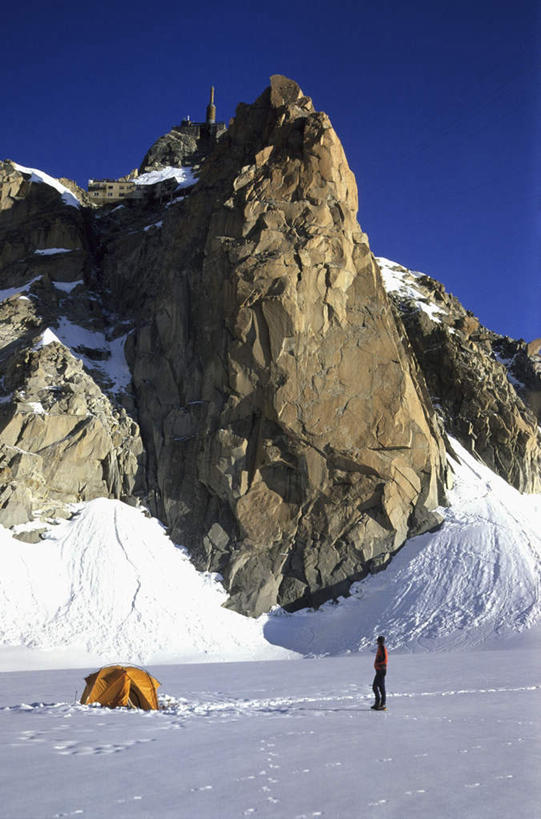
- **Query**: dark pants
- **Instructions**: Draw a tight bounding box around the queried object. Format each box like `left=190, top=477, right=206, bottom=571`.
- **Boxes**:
left=372, top=669, right=386, bottom=706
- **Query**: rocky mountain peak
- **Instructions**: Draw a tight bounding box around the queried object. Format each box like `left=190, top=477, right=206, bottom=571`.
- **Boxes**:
left=0, top=77, right=538, bottom=617
left=125, top=76, right=448, bottom=615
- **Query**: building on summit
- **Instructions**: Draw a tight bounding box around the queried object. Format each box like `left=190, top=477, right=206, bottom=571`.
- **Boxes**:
left=87, top=87, right=225, bottom=205
left=87, top=170, right=143, bottom=205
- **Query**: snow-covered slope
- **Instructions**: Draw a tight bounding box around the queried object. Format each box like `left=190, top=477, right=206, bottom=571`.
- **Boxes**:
left=265, top=439, right=541, bottom=654
left=12, top=162, right=81, bottom=208
left=0, top=438, right=539, bottom=670
left=0, top=501, right=293, bottom=670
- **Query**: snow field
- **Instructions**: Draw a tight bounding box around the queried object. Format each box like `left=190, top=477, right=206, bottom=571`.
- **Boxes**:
left=1, top=650, right=539, bottom=818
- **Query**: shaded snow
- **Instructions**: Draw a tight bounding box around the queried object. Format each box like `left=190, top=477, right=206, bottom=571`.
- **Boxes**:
left=52, top=279, right=83, bottom=294
left=34, top=320, right=132, bottom=393
left=12, top=163, right=81, bottom=208
left=143, top=220, right=163, bottom=231
left=493, top=350, right=527, bottom=390
left=33, top=248, right=74, bottom=256
left=0, top=275, right=41, bottom=302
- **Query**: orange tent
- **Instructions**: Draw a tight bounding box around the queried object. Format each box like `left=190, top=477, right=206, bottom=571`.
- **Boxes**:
left=80, top=666, right=160, bottom=710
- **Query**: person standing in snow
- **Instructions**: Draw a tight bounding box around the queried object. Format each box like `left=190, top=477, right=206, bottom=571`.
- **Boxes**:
left=371, top=635, right=388, bottom=711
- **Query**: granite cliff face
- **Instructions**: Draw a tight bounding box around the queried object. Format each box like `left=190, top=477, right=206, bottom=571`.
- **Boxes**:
left=0, top=77, right=538, bottom=615
left=125, top=76, right=447, bottom=614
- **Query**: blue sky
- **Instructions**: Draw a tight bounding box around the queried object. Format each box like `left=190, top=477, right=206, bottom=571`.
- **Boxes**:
left=2, top=0, right=539, bottom=341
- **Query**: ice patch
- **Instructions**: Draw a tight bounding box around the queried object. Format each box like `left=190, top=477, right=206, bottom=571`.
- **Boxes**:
left=53, top=280, right=84, bottom=294
left=34, top=248, right=74, bottom=256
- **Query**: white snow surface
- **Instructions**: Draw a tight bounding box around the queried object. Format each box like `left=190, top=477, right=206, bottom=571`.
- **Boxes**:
left=0, top=440, right=540, bottom=816
left=377, top=256, right=446, bottom=321
left=12, top=163, right=81, bottom=208
left=134, top=165, right=197, bottom=188
left=33, top=327, right=63, bottom=349
left=0, top=650, right=539, bottom=818
left=0, top=500, right=293, bottom=670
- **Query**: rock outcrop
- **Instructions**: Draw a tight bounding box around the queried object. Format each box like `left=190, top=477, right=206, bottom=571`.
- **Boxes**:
left=378, top=258, right=541, bottom=494
left=128, top=76, right=448, bottom=615
left=140, top=124, right=225, bottom=174
left=0, top=163, right=145, bottom=527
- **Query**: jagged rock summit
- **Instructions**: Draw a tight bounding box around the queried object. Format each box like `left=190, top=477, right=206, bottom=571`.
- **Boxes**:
left=0, top=76, right=539, bottom=617
left=127, top=75, right=448, bottom=614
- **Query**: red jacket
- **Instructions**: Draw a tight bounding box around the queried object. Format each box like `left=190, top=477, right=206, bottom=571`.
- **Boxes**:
left=374, top=644, right=388, bottom=671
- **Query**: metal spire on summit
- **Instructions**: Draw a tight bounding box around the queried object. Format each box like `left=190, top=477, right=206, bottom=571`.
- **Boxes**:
left=206, top=86, right=216, bottom=124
